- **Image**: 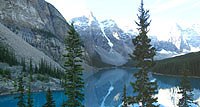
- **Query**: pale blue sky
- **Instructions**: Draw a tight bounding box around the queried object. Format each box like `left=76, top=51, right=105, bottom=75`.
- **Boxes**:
left=46, top=0, right=200, bottom=40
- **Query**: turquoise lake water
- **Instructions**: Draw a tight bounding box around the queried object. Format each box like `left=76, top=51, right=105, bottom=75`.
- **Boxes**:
left=0, top=68, right=200, bottom=107
left=0, top=91, right=66, bottom=107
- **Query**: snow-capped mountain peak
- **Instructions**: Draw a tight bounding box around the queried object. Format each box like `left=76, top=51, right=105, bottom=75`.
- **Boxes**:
left=101, top=19, right=118, bottom=28
left=70, top=11, right=98, bottom=27
left=87, top=11, right=97, bottom=25
left=71, top=12, right=200, bottom=63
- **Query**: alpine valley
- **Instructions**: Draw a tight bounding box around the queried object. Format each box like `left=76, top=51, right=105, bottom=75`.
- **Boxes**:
left=0, top=0, right=200, bottom=106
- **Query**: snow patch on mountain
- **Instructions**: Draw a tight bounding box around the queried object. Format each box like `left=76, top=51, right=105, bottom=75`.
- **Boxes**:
left=113, top=32, right=120, bottom=40
left=158, top=49, right=173, bottom=54
left=101, top=19, right=117, bottom=28
left=99, top=22, right=114, bottom=49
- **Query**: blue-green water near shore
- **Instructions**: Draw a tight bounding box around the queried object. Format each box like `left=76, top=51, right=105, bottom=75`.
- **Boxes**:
left=0, top=68, right=200, bottom=107
left=0, top=91, right=66, bottom=107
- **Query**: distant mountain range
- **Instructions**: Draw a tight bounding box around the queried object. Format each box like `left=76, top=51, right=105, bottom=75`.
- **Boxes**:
left=71, top=12, right=200, bottom=66
left=1, top=0, right=200, bottom=67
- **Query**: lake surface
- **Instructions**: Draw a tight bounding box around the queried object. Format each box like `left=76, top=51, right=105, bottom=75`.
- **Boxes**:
left=0, top=68, right=200, bottom=107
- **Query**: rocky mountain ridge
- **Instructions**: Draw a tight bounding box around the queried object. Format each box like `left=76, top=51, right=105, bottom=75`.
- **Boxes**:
left=71, top=12, right=200, bottom=62
left=71, top=12, right=134, bottom=66
left=0, top=22, right=63, bottom=70
left=1, top=0, right=200, bottom=67
left=0, top=0, right=70, bottom=62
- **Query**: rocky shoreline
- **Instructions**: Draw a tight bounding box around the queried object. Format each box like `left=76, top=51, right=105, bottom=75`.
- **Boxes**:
left=0, top=89, right=65, bottom=96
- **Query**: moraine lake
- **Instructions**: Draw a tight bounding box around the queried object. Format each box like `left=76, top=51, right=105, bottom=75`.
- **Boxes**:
left=0, top=68, right=200, bottom=107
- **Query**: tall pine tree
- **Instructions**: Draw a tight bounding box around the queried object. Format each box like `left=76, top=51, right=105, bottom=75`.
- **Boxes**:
left=21, top=57, right=26, bottom=72
left=29, top=59, right=33, bottom=82
left=15, top=76, right=26, bottom=107
left=62, top=23, right=84, bottom=107
left=128, top=0, right=158, bottom=106
left=177, top=66, right=195, bottom=107
left=43, top=88, right=55, bottom=107
left=26, top=74, right=33, bottom=107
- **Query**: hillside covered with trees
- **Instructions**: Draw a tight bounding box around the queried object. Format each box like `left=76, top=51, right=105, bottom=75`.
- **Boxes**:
left=153, top=51, right=200, bottom=77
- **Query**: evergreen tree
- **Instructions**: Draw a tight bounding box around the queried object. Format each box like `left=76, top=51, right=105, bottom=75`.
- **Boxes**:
left=44, top=60, right=47, bottom=74
left=35, top=64, right=38, bottom=73
left=14, top=79, right=17, bottom=91
left=39, top=59, right=44, bottom=73
left=29, top=59, right=33, bottom=73
left=0, top=45, right=18, bottom=65
left=121, top=84, right=128, bottom=107
left=15, top=76, right=26, bottom=107
left=177, top=66, right=195, bottom=107
left=21, top=58, right=26, bottom=72
left=48, top=63, right=52, bottom=75
left=26, top=75, right=33, bottom=107
left=5, top=48, right=10, bottom=63
left=43, top=88, right=55, bottom=107
left=128, top=0, right=158, bottom=106
left=0, top=45, right=4, bottom=61
left=37, top=73, right=41, bottom=80
left=62, top=23, right=84, bottom=107
left=29, top=59, right=33, bottom=82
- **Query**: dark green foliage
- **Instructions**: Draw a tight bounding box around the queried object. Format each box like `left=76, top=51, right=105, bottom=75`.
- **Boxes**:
left=20, top=58, right=64, bottom=82
left=29, top=59, right=33, bottom=82
left=62, top=23, right=84, bottom=107
left=177, top=66, right=195, bottom=107
left=21, top=58, right=26, bottom=72
left=26, top=76, right=33, bottom=107
left=35, top=64, right=38, bottom=73
left=39, top=59, right=45, bottom=74
left=37, top=59, right=64, bottom=79
left=0, top=68, right=11, bottom=79
left=153, top=52, right=200, bottom=77
left=37, top=73, right=41, bottom=81
left=36, top=73, right=49, bottom=82
left=43, top=88, right=56, bottom=107
left=14, top=79, right=17, bottom=90
left=29, top=59, right=33, bottom=73
left=121, top=84, right=128, bottom=107
left=0, top=44, right=18, bottom=66
left=128, top=0, right=158, bottom=106
left=29, top=73, right=33, bottom=82
left=15, top=76, right=26, bottom=107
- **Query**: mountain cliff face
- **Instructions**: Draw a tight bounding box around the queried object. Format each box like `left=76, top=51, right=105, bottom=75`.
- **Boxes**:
left=0, top=0, right=69, bottom=61
left=0, top=22, right=63, bottom=70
